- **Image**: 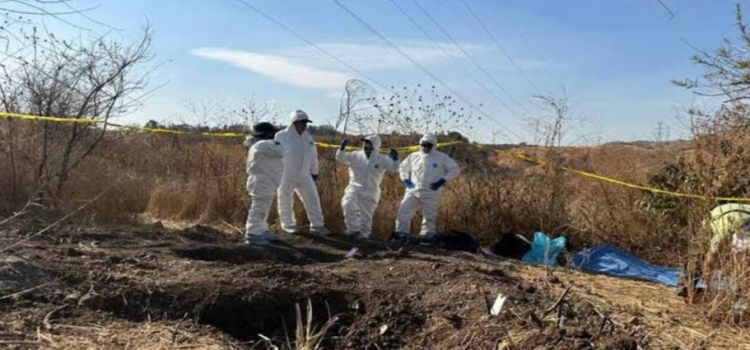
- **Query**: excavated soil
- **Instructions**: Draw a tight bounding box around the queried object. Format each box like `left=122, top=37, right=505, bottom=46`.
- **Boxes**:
left=1, top=221, right=749, bottom=349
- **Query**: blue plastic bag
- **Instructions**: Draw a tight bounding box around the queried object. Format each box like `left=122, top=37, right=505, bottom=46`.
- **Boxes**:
left=522, top=232, right=566, bottom=266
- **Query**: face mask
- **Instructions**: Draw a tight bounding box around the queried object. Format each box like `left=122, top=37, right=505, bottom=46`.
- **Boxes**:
left=294, top=121, right=308, bottom=134
left=363, top=142, right=374, bottom=157
left=420, top=143, right=433, bottom=154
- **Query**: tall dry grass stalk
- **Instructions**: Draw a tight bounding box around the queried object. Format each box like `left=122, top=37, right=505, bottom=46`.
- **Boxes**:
left=258, top=300, right=338, bottom=350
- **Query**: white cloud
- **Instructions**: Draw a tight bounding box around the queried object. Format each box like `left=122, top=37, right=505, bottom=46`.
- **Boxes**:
left=277, top=41, right=562, bottom=72
left=191, top=41, right=558, bottom=92
left=278, top=41, right=492, bottom=71
left=191, top=48, right=352, bottom=90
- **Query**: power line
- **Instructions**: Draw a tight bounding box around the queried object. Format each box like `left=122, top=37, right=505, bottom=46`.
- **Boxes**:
left=493, top=5, right=583, bottom=108
left=330, top=0, right=524, bottom=142
left=502, top=19, right=563, bottom=92
left=455, top=0, right=546, bottom=96
left=330, top=0, right=462, bottom=99
left=233, top=0, right=524, bottom=142
left=234, top=0, right=389, bottom=92
left=408, top=0, right=536, bottom=120
left=384, top=0, right=520, bottom=117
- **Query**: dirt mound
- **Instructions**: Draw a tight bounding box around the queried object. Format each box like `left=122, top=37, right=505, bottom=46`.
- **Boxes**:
left=175, top=225, right=232, bottom=243
left=0, top=222, right=747, bottom=349
left=174, top=244, right=318, bottom=265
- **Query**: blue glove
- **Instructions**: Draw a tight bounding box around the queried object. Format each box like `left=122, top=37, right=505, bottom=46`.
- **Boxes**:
left=312, top=174, right=319, bottom=182
left=389, top=149, right=398, bottom=161
left=340, top=139, right=348, bottom=151
left=403, top=179, right=415, bottom=189
left=429, top=178, right=446, bottom=191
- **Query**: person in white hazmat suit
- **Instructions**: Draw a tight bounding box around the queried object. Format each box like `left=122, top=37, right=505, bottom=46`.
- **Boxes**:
left=336, top=135, right=399, bottom=238
left=274, top=110, right=329, bottom=235
left=243, top=122, right=284, bottom=245
left=394, top=134, right=460, bottom=239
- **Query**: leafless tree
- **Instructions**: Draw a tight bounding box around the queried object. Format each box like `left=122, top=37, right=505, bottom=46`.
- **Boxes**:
left=672, top=2, right=750, bottom=160
left=673, top=4, right=750, bottom=105
left=0, top=0, right=112, bottom=32
left=233, top=96, right=284, bottom=127
left=655, top=0, right=675, bottom=19
left=529, top=94, right=571, bottom=147
left=0, top=26, right=154, bottom=203
left=336, top=79, right=377, bottom=137
left=369, top=84, right=478, bottom=136
left=175, top=97, right=285, bottom=133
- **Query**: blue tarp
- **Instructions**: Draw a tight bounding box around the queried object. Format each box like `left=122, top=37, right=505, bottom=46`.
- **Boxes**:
left=573, top=245, right=682, bottom=287
left=522, top=232, right=566, bottom=266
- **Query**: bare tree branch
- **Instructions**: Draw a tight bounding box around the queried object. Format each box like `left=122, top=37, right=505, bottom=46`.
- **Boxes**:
left=0, top=24, right=154, bottom=201
left=656, top=0, right=675, bottom=19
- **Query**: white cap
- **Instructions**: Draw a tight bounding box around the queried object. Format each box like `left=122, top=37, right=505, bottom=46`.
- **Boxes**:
left=289, top=109, right=312, bottom=123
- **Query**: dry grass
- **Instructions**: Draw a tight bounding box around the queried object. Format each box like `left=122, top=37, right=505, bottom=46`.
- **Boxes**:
left=0, top=121, right=748, bottom=325
left=258, top=300, right=339, bottom=350
left=515, top=262, right=750, bottom=350
left=0, top=320, right=244, bottom=350
left=0, top=124, right=690, bottom=258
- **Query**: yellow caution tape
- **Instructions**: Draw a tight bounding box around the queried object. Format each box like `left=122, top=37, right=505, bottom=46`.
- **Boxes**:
left=3, top=111, right=748, bottom=202
left=391, top=141, right=463, bottom=153
left=0, top=112, right=102, bottom=125
left=0, top=111, right=463, bottom=150
left=316, top=142, right=345, bottom=150
left=329, top=140, right=463, bottom=153
left=108, top=122, right=249, bottom=138
left=504, top=151, right=750, bottom=203
left=0, top=112, right=248, bottom=138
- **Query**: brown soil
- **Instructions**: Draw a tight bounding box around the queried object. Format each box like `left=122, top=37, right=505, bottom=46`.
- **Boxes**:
left=0, top=222, right=748, bottom=349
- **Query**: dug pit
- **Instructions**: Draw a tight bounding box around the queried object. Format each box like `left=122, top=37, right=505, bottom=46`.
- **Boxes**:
left=99, top=282, right=358, bottom=342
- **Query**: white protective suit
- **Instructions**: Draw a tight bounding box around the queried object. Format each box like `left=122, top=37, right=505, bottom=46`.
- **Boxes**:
left=274, top=110, right=325, bottom=233
left=395, top=134, right=461, bottom=237
left=336, top=135, right=399, bottom=237
left=245, top=138, right=284, bottom=237
left=244, top=137, right=285, bottom=237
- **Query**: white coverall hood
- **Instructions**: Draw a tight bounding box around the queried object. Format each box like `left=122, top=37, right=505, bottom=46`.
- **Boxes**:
left=363, top=134, right=382, bottom=154
left=336, top=134, right=399, bottom=237
left=420, top=134, right=438, bottom=146
left=420, top=134, right=438, bottom=154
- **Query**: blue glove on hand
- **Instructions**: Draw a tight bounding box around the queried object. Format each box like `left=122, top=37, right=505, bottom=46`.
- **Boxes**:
left=312, top=174, right=319, bottom=182
left=429, top=178, right=446, bottom=191
left=389, top=149, right=398, bottom=161
left=403, top=179, right=415, bottom=189
left=340, top=139, right=348, bottom=151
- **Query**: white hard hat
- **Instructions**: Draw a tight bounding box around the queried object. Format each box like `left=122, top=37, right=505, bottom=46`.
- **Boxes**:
left=289, top=109, right=312, bottom=123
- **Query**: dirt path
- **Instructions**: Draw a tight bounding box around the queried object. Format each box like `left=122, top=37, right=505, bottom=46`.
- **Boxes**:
left=0, top=222, right=747, bottom=349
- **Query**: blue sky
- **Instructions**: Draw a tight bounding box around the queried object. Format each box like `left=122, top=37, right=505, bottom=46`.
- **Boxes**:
left=37, top=0, right=745, bottom=144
